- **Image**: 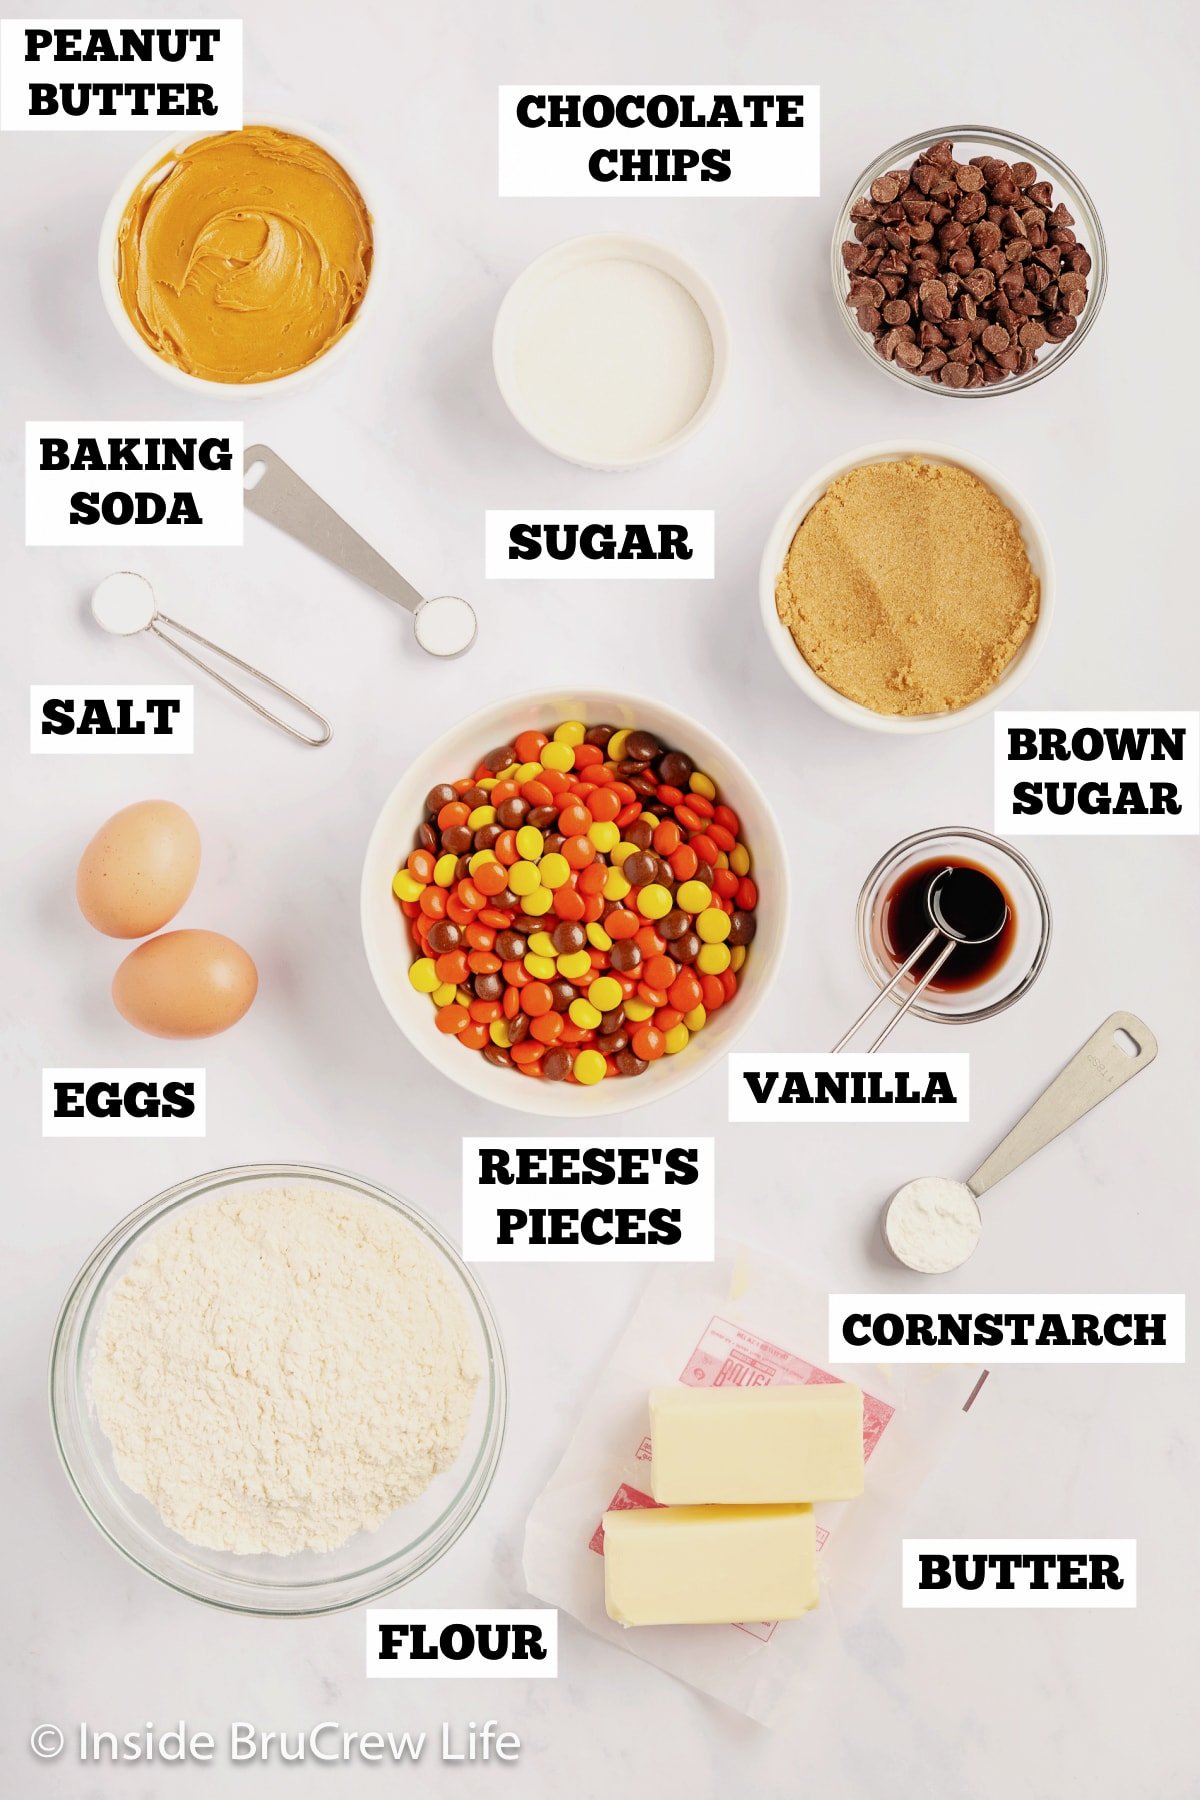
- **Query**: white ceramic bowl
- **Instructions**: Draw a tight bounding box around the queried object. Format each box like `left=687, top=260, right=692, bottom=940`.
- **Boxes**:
left=759, top=441, right=1054, bottom=734
left=361, top=689, right=787, bottom=1117
left=492, top=233, right=730, bottom=471
left=97, top=115, right=379, bottom=397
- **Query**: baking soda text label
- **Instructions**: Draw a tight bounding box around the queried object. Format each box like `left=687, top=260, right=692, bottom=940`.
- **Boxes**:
left=729, top=1055, right=969, bottom=1122
left=0, top=20, right=243, bottom=129
left=367, top=1610, right=557, bottom=1681
left=903, top=1541, right=1136, bottom=1609
left=995, top=711, right=1199, bottom=835
left=485, top=511, right=715, bottom=580
left=830, top=1295, right=1185, bottom=1364
left=25, top=424, right=245, bottom=546
left=499, top=86, right=819, bottom=197
left=43, top=1069, right=205, bottom=1137
left=462, top=1136, right=714, bottom=1262
left=31, top=685, right=193, bottom=753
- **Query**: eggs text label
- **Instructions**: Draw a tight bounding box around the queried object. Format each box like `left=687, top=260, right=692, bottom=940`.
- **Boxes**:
left=367, top=1610, right=557, bottom=1681
left=829, top=1295, right=1185, bottom=1364
left=994, top=710, right=1199, bottom=835
left=499, top=86, right=819, bottom=197
left=25, top=424, right=245, bottom=546
left=42, top=1069, right=206, bottom=1137
left=903, top=1541, right=1136, bottom=1609
left=485, top=511, right=715, bottom=580
left=462, top=1136, right=714, bottom=1262
left=31, top=685, right=194, bottom=754
left=0, top=20, right=243, bottom=130
left=729, top=1055, right=970, bottom=1122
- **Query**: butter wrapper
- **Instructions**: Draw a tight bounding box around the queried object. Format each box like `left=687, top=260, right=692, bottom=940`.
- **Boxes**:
left=523, top=1243, right=979, bottom=1724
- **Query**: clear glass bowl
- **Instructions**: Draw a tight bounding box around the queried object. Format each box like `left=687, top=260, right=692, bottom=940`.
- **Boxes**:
left=855, top=827, right=1051, bottom=1024
left=49, top=1163, right=507, bottom=1616
left=831, top=125, right=1106, bottom=396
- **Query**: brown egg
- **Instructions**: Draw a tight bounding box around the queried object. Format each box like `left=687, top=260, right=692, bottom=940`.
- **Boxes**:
left=112, top=930, right=257, bottom=1038
left=76, top=800, right=201, bottom=938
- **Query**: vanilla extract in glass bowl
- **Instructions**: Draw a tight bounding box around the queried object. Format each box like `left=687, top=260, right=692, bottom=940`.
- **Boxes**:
left=856, top=827, right=1051, bottom=1028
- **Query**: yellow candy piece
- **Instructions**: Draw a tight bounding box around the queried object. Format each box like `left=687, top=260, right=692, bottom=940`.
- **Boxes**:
left=715, top=851, right=729, bottom=869
left=611, top=840, right=638, bottom=866
left=468, top=848, right=497, bottom=874
left=523, top=886, right=553, bottom=916
left=588, top=820, right=619, bottom=853
left=688, top=771, right=716, bottom=799
left=516, top=824, right=545, bottom=860
left=586, top=922, right=613, bottom=951
left=557, top=950, right=592, bottom=981
left=553, top=720, right=586, bottom=746
left=664, top=1023, right=691, bottom=1055
left=392, top=869, right=425, bottom=903
left=603, top=868, right=631, bottom=902
left=540, top=741, right=575, bottom=772
left=489, top=1019, right=512, bottom=1047
left=492, top=765, right=517, bottom=782
left=528, top=931, right=556, bottom=958
left=515, top=761, right=543, bottom=782
left=467, top=804, right=495, bottom=829
left=697, top=942, right=731, bottom=975
left=569, top=998, right=603, bottom=1030
left=607, top=729, right=631, bottom=761
left=524, top=953, right=556, bottom=980
left=697, top=907, right=731, bottom=943
left=433, top=853, right=457, bottom=886
left=478, top=778, right=496, bottom=792
left=509, top=860, right=541, bottom=896
left=588, top=975, right=623, bottom=1012
left=636, top=883, right=673, bottom=920
left=625, top=997, right=654, bottom=1021
left=539, top=853, right=570, bottom=889
left=639, top=811, right=659, bottom=829
left=684, top=1004, right=707, bottom=1032
left=730, top=945, right=747, bottom=972
left=408, top=957, right=439, bottom=993
left=432, top=981, right=457, bottom=1007
left=573, top=1048, right=608, bottom=1085
left=456, top=984, right=473, bottom=1005
left=676, top=879, right=712, bottom=913
left=730, top=843, right=751, bottom=877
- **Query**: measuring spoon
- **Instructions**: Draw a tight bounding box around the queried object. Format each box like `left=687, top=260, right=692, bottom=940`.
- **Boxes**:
left=91, top=571, right=332, bottom=747
left=243, top=444, right=477, bottom=658
left=882, top=1012, right=1158, bottom=1273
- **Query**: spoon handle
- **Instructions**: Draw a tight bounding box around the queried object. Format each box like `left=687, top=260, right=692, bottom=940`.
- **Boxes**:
left=243, top=443, right=425, bottom=615
left=967, top=1012, right=1157, bottom=1198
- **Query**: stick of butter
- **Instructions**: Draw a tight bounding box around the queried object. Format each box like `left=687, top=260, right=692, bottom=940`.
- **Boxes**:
left=603, top=1504, right=818, bottom=1626
left=649, top=1382, right=864, bottom=1504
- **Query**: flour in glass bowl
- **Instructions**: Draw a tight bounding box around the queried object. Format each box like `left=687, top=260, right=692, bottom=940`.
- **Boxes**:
left=91, top=1182, right=480, bottom=1556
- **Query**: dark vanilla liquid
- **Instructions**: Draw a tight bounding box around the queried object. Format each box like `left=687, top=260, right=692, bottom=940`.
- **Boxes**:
left=878, top=856, right=1015, bottom=993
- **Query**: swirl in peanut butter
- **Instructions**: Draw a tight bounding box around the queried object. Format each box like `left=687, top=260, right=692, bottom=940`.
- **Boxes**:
left=115, top=125, right=373, bottom=384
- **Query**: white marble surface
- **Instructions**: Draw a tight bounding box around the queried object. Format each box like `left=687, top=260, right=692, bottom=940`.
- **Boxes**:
left=3, top=0, right=1198, bottom=1794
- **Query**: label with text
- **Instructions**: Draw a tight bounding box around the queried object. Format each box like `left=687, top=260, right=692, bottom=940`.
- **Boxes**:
left=1, top=18, right=242, bottom=130
left=498, top=85, right=819, bottom=197
left=43, top=1069, right=206, bottom=1137
left=26, top=422, right=244, bottom=546
left=31, top=684, right=194, bottom=753
left=994, top=710, right=1199, bottom=835
left=461, top=1136, right=714, bottom=1262
left=830, top=1294, right=1185, bottom=1364
left=903, top=1540, right=1136, bottom=1609
left=366, top=1609, right=557, bottom=1679
left=729, top=1054, right=969, bottom=1122
left=484, top=510, right=714, bottom=580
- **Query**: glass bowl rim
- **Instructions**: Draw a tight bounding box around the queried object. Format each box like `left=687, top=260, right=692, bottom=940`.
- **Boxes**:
left=48, top=1160, right=507, bottom=1617
left=830, top=122, right=1107, bottom=397
left=854, top=825, right=1052, bottom=1024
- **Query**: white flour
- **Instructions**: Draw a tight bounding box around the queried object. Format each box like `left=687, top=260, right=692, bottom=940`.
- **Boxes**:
left=883, top=1176, right=982, bottom=1273
left=92, top=1183, right=480, bottom=1556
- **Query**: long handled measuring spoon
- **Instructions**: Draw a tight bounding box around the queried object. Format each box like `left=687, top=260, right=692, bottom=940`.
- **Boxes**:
left=834, top=864, right=1009, bottom=1052
left=243, top=444, right=477, bottom=658
left=882, top=1012, right=1158, bottom=1273
left=91, top=571, right=332, bottom=747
